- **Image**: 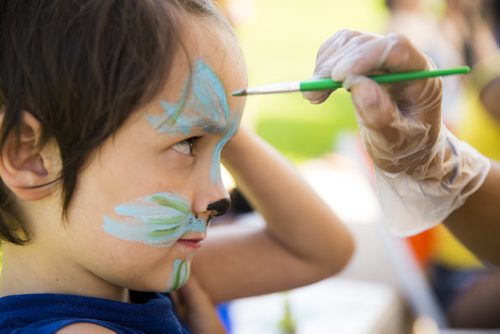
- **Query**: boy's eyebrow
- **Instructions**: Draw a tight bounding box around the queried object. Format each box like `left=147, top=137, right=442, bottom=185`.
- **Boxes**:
left=191, top=116, right=228, bottom=134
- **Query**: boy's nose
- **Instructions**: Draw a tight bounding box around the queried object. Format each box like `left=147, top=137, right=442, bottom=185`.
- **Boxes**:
left=191, top=171, right=230, bottom=219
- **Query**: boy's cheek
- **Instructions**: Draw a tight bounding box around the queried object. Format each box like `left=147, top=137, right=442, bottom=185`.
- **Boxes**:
left=96, top=245, right=182, bottom=293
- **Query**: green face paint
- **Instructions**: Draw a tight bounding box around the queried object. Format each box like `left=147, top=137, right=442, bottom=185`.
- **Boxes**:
left=167, top=258, right=191, bottom=292
left=102, top=193, right=203, bottom=292
left=102, top=192, right=206, bottom=248
left=120, top=59, right=240, bottom=292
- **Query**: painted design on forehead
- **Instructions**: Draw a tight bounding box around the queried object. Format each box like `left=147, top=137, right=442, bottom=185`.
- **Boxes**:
left=102, top=193, right=206, bottom=248
left=147, top=59, right=239, bottom=184
left=147, top=59, right=230, bottom=136
left=166, top=259, right=191, bottom=292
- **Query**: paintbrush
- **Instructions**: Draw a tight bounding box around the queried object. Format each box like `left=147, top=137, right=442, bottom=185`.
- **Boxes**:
left=232, top=66, right=470, bottom=96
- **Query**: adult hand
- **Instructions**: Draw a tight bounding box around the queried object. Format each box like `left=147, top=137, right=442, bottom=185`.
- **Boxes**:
left=304, top=29, right=442, bottom=172
left=304, top=30, right=490, bottom=235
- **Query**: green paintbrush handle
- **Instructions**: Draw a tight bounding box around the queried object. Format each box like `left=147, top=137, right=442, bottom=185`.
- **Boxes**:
left=299, top=66, right=471, bottom=91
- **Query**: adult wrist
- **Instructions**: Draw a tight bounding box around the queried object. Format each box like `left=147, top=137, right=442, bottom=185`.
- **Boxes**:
left=374, top=126, right=491, bottom=236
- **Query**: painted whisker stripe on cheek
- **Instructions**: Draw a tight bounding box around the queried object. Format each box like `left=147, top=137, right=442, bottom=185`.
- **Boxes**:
left=144, top=216, right=187, bottom=225
left=148, top=227, right=182, bottom=238
left=102, top=193, right=207, bottom=248
left=114, top=202, right=186, bottom=217
left=150, top=194, right=191, bottom=215
left=148, top=228, right=184, bottom=239
left=102, top=216, right=183, bottom=248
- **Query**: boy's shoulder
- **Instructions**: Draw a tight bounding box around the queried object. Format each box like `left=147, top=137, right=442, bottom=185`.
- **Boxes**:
left=56, top=323, right=116, bottom=333
left=0, top=320, right=120, bottom=334
left=0, top=292, right=190, bottom=333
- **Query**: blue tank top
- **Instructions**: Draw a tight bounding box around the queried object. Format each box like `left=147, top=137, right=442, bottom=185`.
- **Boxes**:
left=0, top=291, right=191, bottom=333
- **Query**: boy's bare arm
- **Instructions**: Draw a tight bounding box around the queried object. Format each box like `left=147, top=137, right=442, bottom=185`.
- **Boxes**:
left=192, top=128, right=354, bottom=304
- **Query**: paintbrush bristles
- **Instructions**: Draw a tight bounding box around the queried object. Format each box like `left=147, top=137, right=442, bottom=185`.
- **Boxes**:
left=232, top=89, right=246, bottom=96
left=232, top=81, right=301, bottom=96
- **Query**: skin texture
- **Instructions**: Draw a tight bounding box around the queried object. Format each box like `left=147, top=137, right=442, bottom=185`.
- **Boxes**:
left=0, top=11, right=353, bottom=334
left=444, top=162, right=500, bottom=265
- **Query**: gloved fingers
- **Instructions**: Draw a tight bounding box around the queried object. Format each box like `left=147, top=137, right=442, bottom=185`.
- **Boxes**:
left=330, top=33, right=430, bottom=82
left=303, top=31, right=492, bottom=237
left=315, top=31, right=381, bottom=71
left=314, top=29, right=353, bottom=63
left=303, top=30, right=380, bottom=103
left=333, top=35, right=441, bottom=128
left=395, top=73, right=442, bottom=135
left=345, top=75, right=397, bottom=130
left=346, top=75, right=442, bottom=174
left=302, top=89, right=331, bottom=104
left=303, top=31, right=432, bottom=105
left=346, top=75, right=423, bottom=173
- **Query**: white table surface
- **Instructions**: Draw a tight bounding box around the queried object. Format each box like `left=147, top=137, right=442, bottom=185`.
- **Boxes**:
left=229, top=277, right=404, bottom=334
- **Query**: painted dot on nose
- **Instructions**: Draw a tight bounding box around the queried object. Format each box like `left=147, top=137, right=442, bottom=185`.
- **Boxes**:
left=207, top=198, right=231, bottom=217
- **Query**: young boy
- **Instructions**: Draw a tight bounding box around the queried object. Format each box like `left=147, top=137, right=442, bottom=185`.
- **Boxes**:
left=0, top=1, right=354, bottom=333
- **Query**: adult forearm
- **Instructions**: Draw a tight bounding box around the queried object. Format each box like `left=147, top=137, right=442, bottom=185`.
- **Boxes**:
left=444, top=162, right=500, bottom=266
left=479, top=78, right=500, bottom=122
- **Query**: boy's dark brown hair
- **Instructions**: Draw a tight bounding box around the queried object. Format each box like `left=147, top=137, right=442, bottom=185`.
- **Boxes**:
left=0, top=0, right=223, bottom=245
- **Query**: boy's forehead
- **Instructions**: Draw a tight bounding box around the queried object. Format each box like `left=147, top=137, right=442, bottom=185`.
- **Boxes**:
left=144, top=18, right=246, bottom=134
left=146, top=58, right=231, bottom=135
left=156, top=19, right=246, bottom=116
left=165, top=13, right=247, bottom=98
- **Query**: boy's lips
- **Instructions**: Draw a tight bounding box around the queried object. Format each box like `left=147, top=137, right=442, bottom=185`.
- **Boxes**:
left=177, top=235, right=205, bottom=249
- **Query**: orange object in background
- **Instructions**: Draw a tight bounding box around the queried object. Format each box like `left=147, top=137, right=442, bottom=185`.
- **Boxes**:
left=405, top=227, right=437, bottom=267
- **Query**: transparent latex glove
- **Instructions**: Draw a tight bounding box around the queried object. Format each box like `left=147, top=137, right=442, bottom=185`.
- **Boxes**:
left=303, top=30, right=491, bottom=236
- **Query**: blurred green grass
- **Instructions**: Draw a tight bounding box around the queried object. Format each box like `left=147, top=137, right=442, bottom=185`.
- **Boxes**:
left=237, top=0, right=388, bottom=162
left=250, top=92, right=357, bottom=162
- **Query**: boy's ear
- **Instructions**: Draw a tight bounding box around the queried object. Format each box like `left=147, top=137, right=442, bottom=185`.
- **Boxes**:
left=0, top=111, right=61, bottom=200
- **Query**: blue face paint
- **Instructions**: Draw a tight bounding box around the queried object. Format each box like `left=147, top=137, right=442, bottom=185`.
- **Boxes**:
left=210, top=115, right=240, bottom=182
left=113, top=61, right=237, bottom=292
left=147, top=59, right=238, bottom=184
left=102, top=193, right=206, bottom=248
left=166, top=258, right=191, bottom=292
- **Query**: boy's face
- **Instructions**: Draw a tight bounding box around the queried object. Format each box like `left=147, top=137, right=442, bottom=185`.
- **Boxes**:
left=60, top=16, right=247, bottom=294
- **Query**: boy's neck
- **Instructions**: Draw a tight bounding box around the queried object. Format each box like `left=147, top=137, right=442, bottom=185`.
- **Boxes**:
left=0, top=243, right=130, bottom=302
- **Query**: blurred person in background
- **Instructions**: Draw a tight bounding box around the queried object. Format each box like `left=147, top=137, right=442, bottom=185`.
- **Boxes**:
left=384, top=0, right=465, bottom=128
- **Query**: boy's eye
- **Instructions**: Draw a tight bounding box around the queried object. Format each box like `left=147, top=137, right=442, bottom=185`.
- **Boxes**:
left=172, top=137, right=200, bottom=156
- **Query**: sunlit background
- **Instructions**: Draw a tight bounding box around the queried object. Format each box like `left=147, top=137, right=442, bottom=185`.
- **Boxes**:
left=223, top=0, right=457, bottom=163
left=232, top=0, right=389, bottom=162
